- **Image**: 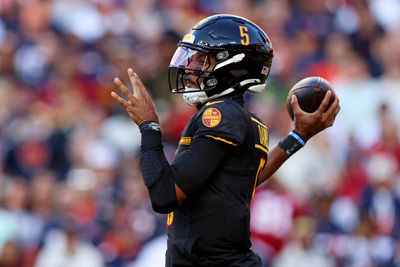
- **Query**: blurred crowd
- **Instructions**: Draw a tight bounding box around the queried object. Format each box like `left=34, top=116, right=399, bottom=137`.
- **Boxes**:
left=0, top=0, right=400, bottom=266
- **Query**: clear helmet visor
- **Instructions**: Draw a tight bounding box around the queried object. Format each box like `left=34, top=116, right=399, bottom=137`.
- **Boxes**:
left=169, top=47, right=212, bottom=71
left=168, top=47, right=215, bottom=94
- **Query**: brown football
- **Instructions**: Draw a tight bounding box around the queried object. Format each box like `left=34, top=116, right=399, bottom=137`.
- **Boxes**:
left=286, top=76, right=335, bottom=120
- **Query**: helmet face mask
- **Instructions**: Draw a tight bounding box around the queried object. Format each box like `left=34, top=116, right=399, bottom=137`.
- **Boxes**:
left=168, top=46, right=217, bottom=94
left=168, top=14, right=273, bottom=106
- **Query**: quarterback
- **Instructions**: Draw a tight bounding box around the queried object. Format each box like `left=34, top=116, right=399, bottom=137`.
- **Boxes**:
left=112, top=14, right=340, bottom=267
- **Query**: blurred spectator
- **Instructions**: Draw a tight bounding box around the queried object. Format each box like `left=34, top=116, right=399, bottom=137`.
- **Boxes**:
left=312, top=193, right=342, bottom=234
left=361, top=152, right=400, bottom=237
left=34, top=216, right=104, bottom=267
left=0, top=241, right=22, bottom=267
left=250, top=179, right=308, bottom=263
left=272, top=216, right=336, bottom=267
left=340, top=212, right=397, bottom=266
left=127, top=234, right=167, bottom=267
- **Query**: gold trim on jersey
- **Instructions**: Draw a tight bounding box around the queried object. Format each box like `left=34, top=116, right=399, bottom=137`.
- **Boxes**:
left=205, top=135, right=239, bottom=146
left=179, top=137, right=192, bottom=145
left=251, top=117, right=267, bottom=130
left=205, top=100, right=225, bottom=106
left=255, top=144, right=268, bottom=154
left=167, top=212, right=174, bottom=227
left=252, top=157, right=266, bottom=199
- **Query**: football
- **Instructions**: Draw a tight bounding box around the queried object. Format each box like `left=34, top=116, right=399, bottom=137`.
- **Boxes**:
left=286, top=76, right=335, bottom=120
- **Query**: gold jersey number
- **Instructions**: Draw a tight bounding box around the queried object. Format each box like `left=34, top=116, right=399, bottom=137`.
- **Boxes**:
left=239, top=26, right=249, bottom=46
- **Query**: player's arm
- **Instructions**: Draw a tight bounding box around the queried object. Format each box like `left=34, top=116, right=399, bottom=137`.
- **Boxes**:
left=111, top=69, right=228, bottom=213
left=257, top=91, right=340, bottom=185
left=140, top=123, right=227, bottom=213
left=111, top=70, right=178, bottom=213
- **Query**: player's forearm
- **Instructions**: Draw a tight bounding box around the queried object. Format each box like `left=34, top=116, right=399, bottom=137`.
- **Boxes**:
left=139, top=122, right=179, bottom=214
left=257, top=131, right=306, bottom=186
left=257, top=145, right=287, bottom=185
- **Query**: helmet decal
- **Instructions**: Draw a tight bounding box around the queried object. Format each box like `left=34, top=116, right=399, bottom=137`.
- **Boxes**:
left=182, top=34, right=195, bottom=44
left=239, top=26, right=249, bottom=46
left=261, top=66, right=270, bottom=75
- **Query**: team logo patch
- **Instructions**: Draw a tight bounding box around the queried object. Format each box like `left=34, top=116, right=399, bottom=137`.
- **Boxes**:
left=202, top=107, right=222, bottom=128
left=179, top=137, right=191, bottom=145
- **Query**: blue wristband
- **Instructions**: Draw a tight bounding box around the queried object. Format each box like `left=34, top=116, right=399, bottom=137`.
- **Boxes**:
left=278, top=131, right=306, bottom=158
left=289, top=131, right=306, bottom=147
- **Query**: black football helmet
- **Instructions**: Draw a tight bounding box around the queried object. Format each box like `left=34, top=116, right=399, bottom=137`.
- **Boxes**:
left=168, top=14, right=273, bottom=106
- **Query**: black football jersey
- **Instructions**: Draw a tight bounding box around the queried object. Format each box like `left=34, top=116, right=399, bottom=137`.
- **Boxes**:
left=166, top=98, right=269, bottom=266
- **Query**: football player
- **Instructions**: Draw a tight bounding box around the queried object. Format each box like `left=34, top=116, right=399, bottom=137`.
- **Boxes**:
left=111, top=14, right=340, bottom=267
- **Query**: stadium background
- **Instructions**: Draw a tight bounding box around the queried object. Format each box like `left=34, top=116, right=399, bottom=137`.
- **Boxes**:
left=0, top=0, right=400, bottom=266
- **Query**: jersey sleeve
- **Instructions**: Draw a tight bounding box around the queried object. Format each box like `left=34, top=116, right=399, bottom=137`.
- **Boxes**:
left=172, top=136, right=227, bottom=196
left=193, top=100, right=247, bottom=145
left=140, top=126, right=228, bottom=213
